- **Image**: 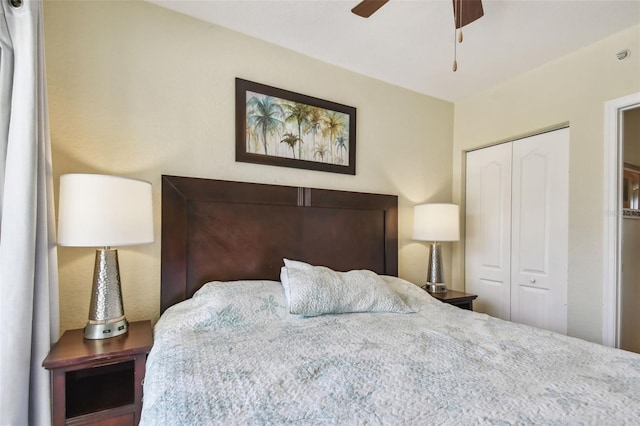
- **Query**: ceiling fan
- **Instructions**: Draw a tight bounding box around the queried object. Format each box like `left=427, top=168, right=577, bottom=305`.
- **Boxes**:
left=352, top=0, right=485, bottom=71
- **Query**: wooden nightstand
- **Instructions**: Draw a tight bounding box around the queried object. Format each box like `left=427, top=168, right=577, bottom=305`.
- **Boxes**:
left=425, top=289, right=478, bottom=311
left=43, top=320, right=153, bottom=426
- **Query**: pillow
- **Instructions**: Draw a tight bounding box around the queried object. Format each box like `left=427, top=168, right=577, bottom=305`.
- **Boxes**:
left=280, top=259, right=414, bottom=317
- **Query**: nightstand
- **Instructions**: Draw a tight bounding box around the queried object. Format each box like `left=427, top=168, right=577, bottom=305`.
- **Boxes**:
left=43, top=320, right=153, bottom=426
left=425, top=288, right=478, bottom=311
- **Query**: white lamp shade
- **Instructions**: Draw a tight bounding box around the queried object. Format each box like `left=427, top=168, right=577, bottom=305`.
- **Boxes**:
left=413, top=203, right=460, bottom=242
left=58, top=174, right=154, bottom=247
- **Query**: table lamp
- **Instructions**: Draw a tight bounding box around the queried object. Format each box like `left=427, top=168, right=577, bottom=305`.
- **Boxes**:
left=413, top=203, right=460, bottom=293
left=58, top=174, right=154, bottom=339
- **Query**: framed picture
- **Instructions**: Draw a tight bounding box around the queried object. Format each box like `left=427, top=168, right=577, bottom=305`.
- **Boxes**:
left=235, top=78, right=356, bottom=175
left=623, top=163, right=640, bottom=219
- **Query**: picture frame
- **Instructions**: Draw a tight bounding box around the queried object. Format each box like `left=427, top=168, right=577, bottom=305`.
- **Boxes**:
left=623, top=163, right=640, bottom=219
left=235, top=78, right=356, bottom=175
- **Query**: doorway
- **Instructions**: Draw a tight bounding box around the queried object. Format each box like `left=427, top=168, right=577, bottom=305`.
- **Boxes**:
left=603, top=92, right=640, bottom=349
left=620, top=108, right=640, bottom=352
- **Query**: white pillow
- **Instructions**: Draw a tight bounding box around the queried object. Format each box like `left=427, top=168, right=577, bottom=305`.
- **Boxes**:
left=280, top=259, right=414, bottom=317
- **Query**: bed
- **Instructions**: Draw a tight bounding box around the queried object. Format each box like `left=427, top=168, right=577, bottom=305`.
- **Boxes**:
left=140, top=175, right=640, bottom=424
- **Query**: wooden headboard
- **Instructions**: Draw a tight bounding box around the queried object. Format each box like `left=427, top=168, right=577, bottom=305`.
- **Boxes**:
left=161, top=175, right=398, bottom=313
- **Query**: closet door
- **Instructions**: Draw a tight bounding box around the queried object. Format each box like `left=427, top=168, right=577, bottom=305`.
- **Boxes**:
left=510, top=129, right=569, bottom=334
left=465, top=143, right=512, bottom=320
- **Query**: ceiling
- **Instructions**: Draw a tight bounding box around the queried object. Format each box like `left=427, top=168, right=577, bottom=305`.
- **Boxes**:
left=147, top=0, right=640, bottom=102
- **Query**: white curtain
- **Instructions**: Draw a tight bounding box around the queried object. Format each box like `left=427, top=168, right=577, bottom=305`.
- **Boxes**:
left=0, top=0, right=59, bottom=424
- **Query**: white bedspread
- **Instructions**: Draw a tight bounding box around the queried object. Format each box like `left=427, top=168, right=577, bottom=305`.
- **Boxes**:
left=140, top=278, right=640, bottom=425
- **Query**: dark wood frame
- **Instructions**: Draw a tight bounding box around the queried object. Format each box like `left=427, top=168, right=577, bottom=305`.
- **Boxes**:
left=161, top=175, right=397, bottom=313
left=235, top=78, right=357, bottom=175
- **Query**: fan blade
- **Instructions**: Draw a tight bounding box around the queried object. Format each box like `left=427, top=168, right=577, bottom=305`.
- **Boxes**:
left=452, top=0, right=484, bottom=29
left=351, top=0, right=390, bottom=18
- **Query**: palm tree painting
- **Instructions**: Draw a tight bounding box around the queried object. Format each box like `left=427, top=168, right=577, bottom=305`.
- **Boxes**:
left=236, top=78, right=356, bottom=175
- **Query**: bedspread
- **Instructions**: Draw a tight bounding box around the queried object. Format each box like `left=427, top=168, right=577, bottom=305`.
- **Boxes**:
left=140, top=278, right=640, bottom=425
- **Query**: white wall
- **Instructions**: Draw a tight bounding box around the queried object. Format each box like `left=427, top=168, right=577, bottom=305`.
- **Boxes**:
left=452, top=25, right=640, bottom=343
left=44, top=0, right=454, bottom=333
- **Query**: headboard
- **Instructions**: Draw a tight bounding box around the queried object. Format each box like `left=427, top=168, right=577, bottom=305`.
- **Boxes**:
left=161, top=175, right=398, bottom=313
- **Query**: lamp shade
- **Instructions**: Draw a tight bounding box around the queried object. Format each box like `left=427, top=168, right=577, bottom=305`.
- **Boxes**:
left=413, top=203, right=460, bottom=242
left=58, top=174, right=154, bottom=247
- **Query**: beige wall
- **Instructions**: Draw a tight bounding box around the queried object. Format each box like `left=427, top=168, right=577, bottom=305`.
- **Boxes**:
left=452, top=25, right=640, bottom=343
left=45, top=0, right=640, bottom=341
left=44, top=0, right=454, bottom=333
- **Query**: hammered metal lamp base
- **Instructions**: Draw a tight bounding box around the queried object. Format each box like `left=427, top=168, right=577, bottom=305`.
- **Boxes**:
left=426, top=242, right=448, bottom=293
left=84, top=248, right=129, bottom=340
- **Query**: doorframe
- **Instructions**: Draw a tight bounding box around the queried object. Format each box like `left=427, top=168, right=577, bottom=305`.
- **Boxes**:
left=603, top=92, right=640, bottom=347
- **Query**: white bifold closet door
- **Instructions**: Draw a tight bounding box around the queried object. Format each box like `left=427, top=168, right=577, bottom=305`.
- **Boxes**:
left=465, top=128, right=569, bottom=334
